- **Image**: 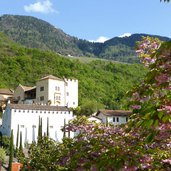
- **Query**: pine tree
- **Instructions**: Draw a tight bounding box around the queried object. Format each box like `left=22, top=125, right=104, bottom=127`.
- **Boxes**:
left=68, top=123, right=70, bottom=138
left=47, top=117, right=49, bottom=137
left=40, top=118, right=42, bottom=140
left=15, top=125, right=19, bottom=157
left=18, top=131, right=25, bottom=163
left=8, top=130, right=14, bottom=171
left=63, top=119, right=66, bottom=138
left=38, top=116, right=42, bottom=144
left=19, top=131, right=23, bottom=151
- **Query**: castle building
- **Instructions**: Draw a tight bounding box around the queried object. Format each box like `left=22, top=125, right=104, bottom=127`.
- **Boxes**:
left=14, top=75, right=78, bottom=108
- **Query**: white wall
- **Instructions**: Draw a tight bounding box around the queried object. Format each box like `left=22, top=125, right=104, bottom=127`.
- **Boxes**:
left=107, top=116, right=128, bottom=125
left=97, top=113, right=128, bottom=126
left=48, top=79, right=65, bottom=106
left=64, top=79, right=78, bottom=108
left=1, top=106, right=74, bottom=147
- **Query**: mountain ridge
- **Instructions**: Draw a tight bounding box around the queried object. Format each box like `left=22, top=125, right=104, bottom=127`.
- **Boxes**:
left=0, top=14, right=170, bottom=63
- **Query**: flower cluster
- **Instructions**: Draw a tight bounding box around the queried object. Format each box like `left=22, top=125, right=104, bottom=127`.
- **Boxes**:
left=136, top=36, right=161, bottom=66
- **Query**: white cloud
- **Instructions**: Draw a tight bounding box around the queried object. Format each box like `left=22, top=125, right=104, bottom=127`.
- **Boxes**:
left=89, top=36, right=109, bottom=43
left=24, top=0, right=57, bottom=14
left=118, top=33, right=132, bottom=38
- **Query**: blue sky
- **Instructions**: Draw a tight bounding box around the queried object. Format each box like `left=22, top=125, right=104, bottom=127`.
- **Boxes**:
left=0, top=0, right=171, bottom=42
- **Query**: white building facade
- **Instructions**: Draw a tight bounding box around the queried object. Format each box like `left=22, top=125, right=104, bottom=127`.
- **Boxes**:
left=0, top=104, right=74, bottom=146
left=14, top=75, right=78, bottom=108
left=96, top=110, right=131, bottom=126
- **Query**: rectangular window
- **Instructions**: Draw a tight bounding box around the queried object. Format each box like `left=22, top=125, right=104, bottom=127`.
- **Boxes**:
left=20, top=125, right=24, bottom=128
left=50, top=126, right=53, bottom=128
left=126, top=117, right=128, bottom=122
left=32, top=125, right=36, bottom=128
left=117, top=117, right=119, bottom=122
left=55, top=86, right=60, bottom=91
left=113, top=117, right=115, bottom=122
left=66, top=92, right=69, bottom=96
left=40, top=86, right=44, bottom=91
left=40, top=96, right=44, bottom=101
left=56, top=96, right=61, bottom=100
left=55, top=86, right=57, bottom=91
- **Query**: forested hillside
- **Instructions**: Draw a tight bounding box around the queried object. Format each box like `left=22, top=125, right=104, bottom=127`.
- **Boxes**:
left=0, top=32, right=146, bottom=110
left=0, top=15, right=169, bottom=63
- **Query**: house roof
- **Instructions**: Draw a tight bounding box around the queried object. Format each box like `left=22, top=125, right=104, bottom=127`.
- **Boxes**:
left=96, top=110, right=132, bottom=117
left=39, top=75, right=63, bottom=81
left=8, top=104, right=72, bottom=111
left=0, top=96, right=5, bottom=101
left=20, top=85, right=36, bottom=92
left=0, top=89, right=13, bottom=95
left=88, top=116, right=102, bottom=121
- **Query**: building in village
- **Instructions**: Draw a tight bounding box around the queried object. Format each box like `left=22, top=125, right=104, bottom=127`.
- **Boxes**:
left=0, top=103, right=74, bottom=146
left=96, top=110, right=131, bottom=125
left=0, top=88, right=14, bottom=113
left=14, top=75, right=78, bottom=108
left=0, top=89, right=14, bottom=100
left=0, top=75, right=78, bottom=146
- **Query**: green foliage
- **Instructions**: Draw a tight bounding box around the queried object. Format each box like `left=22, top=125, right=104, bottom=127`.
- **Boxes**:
left=0, top=148, right=6, bottom=163
left=0, top=32, right=146, bottom=110
left=38, top=117, right=43, bottom=144
left=78, top=99, right=104, bottom=116
left=17, top=132, right=25, bottom=164
left=16, top=125, right=19, bottom=149
left=47, top=117, right=49, bottom=137
left=0, top=135, right=10, bottom=155
left=9, top=130, right=13, bottom=171
left=22, top=120, right=171, bottom=170
left=129, top=37, right=171, bottom=128
left=25, top=136, right=64, bottom=170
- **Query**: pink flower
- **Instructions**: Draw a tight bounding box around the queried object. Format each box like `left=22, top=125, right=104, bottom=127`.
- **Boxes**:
left=131, top=105, right=141, bottom=109
left=163, top=159, right=171, bottom=165
left=155, top=73, right=170, bottom=86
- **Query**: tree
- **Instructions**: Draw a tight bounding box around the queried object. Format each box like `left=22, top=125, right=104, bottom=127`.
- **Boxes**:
left=15, top=124, right=19, bottom=157
left=47, top=117, right=49, bottom=137
left=17, top=131, right=25, bottom=163
left=0, top=148, right=6, bottom=165
left=8, top=130, right=14, bottom=171
left=129, top=37, right=171, bottom=130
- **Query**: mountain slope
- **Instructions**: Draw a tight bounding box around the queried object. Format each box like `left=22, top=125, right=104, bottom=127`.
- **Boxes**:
left=0, top=32, right=146, bottom=109
left=0, top=15, right=169, bottom=63
left=0, top=14, right=83, bottom=56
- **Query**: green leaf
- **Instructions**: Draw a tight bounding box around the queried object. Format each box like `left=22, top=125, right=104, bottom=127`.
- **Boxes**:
left=145, top=119, right=154, bottom=128
left=146, top=132, right=156, bottom=142
left=158, top=112, right=163, bottom=119
left=154, top=120, right=159, bottom=127
left=162, top=115, right=169, bottom=122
